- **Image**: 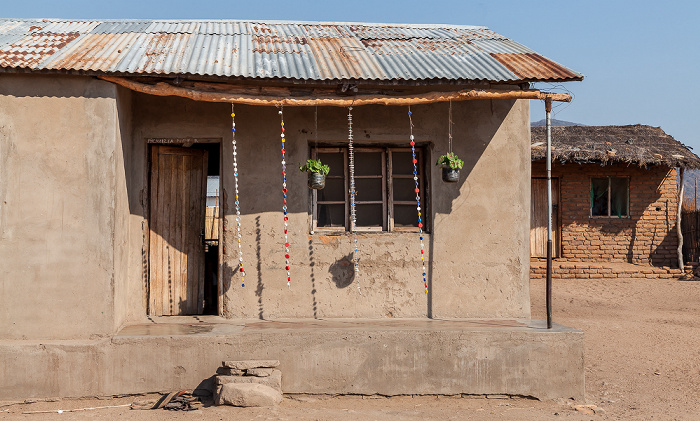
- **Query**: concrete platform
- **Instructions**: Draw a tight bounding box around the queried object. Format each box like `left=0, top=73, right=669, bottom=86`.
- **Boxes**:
left=0, top=318, right=584, bottom=401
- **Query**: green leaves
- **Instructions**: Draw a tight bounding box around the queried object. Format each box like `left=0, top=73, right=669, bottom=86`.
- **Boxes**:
left=299, top=159, right=330, bottom=175
left=435, top=152, right=464, bottom=170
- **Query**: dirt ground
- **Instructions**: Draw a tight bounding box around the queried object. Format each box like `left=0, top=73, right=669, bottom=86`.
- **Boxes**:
left=2, top=276, right=699, bottom=420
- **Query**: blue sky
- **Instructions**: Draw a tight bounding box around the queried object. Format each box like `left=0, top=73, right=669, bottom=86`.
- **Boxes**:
left=5, top=1, right=700, bottom=150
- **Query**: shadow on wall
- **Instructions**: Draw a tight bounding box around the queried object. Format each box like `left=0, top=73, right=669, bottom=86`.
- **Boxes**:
left=328, top=253, right=356, bottom=289
left=308, top=237, right=318, bottom=318
left=122, top=98, right=516, bottom=220
left=429, top=99, right=517, bottom=216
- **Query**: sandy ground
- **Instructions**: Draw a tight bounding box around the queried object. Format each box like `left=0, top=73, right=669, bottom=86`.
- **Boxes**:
left=2, top=276, right=700, bottom=420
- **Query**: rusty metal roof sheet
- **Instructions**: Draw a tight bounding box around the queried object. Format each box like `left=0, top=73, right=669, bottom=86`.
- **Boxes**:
left=0, top=18, right=583, bottom=83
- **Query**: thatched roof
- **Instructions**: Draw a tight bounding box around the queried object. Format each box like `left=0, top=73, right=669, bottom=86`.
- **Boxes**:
left=531, top=125, right=700, bottom=169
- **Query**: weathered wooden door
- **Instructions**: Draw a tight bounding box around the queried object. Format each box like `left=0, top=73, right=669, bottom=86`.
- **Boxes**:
left=149, top=145, right=208, bottom=315
left=531, top=178, right=559, bottom=258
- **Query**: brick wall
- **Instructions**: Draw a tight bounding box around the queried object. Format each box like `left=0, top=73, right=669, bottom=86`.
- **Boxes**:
left=532, top=162, right=679, bottom=266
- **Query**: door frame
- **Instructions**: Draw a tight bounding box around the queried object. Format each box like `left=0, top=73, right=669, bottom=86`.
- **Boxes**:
left=144, top=138, right=224, bottom=316
left=531, top=176, right=561, bottom=258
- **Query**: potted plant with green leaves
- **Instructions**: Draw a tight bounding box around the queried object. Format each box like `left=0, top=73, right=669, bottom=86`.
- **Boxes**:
left=436, top=152, right=464, bottom=183
left=299, top=159, right=330, bottom=189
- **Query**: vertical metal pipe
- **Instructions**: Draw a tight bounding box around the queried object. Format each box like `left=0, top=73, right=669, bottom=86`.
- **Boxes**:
left=545, top=97, right=553, bottom=329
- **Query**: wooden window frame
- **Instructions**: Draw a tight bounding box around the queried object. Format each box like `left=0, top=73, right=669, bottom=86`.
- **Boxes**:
left=590, top=176, right=630, bottom=218
left=311, top=145, right=427, bottom=233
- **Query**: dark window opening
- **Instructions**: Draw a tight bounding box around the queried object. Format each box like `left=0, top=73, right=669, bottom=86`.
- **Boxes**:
left=591, top=176, right=629, bottom=218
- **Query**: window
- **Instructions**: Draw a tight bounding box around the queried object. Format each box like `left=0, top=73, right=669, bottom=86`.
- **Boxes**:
left=312, top=146, right=427, bottom=232
left=591, top=177, right=629, bottom=217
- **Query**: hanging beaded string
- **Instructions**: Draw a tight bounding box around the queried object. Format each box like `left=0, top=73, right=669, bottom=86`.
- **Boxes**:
left=347, top=106, right=361, bottom=294
left=448, top=99, right=453, bottom=154
left=408, top=106, right=428, bottom=294
left=231, top=104, right=245, bottom=287
left=279, top=105, right=291, bottom=289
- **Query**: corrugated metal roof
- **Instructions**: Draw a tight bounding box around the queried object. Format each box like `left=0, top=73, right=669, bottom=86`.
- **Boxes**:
left=0, top=18, right=583, bottom=83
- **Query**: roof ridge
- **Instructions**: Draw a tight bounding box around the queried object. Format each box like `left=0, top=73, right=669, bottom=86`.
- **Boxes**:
left=0, top=17, right=489, bottom=29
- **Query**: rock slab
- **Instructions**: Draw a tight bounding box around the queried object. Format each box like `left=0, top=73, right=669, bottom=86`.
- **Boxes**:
left=218, top=383, right=282, bottom=407
left=215, top=369, right=282, bottom=404
left=216, top=367, right=244, bottom=376
left=246, top=367, right=274, bottom=377
left=216, top=369, right=282, bottom=390
left=222, top=360, right=280, bottom=370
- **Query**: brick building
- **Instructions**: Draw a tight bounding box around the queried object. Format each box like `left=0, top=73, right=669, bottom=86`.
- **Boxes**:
left=530, top=125, right=700, bottom=272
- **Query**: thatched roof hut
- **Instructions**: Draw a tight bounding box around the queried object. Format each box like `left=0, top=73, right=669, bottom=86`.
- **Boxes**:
left=531, top=125, right=700, bottom=169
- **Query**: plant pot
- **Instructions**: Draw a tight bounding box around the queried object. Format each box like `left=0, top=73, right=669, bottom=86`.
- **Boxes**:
left=308, top=172, right=326, bottom=189
left=442, top=167, right=460, bottom=183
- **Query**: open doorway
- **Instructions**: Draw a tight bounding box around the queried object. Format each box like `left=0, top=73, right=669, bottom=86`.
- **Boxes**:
left=530, top=177, right=560, bottom=258
left=148, top=141, right=221, bottom=316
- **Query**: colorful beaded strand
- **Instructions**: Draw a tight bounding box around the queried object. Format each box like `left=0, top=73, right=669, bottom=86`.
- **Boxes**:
left=408, top=107, right=428, bottom=294
left=347, top=106, right=361, bottom=294
left=279, top=106, right=291, bottom=289
left=231, top=104, right=245, bottom=287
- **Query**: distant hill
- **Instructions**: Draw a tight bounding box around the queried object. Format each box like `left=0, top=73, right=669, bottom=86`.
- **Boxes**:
left=531, top=119, right=585, bottom=127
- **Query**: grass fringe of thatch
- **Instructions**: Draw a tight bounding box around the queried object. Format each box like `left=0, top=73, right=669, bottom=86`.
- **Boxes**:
left=531, top=125, right=700, bottom=169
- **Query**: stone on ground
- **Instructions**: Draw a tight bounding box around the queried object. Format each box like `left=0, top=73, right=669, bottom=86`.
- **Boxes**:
left=218, top=383, right=282, bottom=407
left=222, top=360, right=280, bottom=370
left=245, top=367, right=274, bottom=377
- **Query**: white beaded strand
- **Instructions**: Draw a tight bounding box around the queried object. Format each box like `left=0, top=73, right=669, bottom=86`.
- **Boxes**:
left=348, top=106, right=361, bottom=294
left=231, top=104, right=245, bottom=287
left=408, top=107, right=428, bottom=294
left=279, top=106, right=291, bottom=289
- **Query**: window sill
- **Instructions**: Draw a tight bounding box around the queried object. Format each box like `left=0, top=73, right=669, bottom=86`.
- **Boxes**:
left=311, top=229, right=429, bottom=235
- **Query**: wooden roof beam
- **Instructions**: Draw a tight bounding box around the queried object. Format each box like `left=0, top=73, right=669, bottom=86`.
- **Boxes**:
left=99, top=76, right=572, bottom=106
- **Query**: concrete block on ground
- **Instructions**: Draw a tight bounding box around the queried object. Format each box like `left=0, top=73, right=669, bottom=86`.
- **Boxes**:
left=217, top=383, right=282, bottom=407
left=216, top=369, right=282, bottom=392
left=222, top=360, right=280, bottom=370
left=246, top=367, right=274, bottom=377
left=216, top=367, right=244, bottom=376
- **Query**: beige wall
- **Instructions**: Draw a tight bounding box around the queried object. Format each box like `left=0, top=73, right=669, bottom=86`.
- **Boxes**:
left=0, top=74, right=120, bottom=339
left=0, top=74, right=532, bottom=340
left=132, top=93, right=531, bottom=320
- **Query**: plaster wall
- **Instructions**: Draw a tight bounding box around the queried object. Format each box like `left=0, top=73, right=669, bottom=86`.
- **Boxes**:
left=0, top=73, right=533, bottom=341
left=131, top=93, right=531, bottom=319
left=112, top=87, right=148, bottom=331
left=0, top=74, right=120, bottom=339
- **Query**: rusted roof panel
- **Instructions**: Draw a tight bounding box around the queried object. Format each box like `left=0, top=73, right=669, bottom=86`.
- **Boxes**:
left=0, top=31, right=81, bottom=68
left=0, top=18, right=583, bottom=83
left=491, top=52, right=581, bottom=81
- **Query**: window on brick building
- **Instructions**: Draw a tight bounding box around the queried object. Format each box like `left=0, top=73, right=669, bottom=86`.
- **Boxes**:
left=312, top=146, right=427, bottom=232
left=591, top=177, right=629, bottom=217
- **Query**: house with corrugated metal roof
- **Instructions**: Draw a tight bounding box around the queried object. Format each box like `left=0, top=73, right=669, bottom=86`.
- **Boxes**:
left=0, top=18, right=584, bottom=401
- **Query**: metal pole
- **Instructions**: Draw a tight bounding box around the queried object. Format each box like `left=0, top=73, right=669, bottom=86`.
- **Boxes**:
left=545, top=97, right=553, bottom=329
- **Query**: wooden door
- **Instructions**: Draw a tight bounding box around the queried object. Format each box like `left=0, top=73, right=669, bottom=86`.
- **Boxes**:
left=531, top=178, right=559, bottom=258
left=149, top=145, right=208, bottom=315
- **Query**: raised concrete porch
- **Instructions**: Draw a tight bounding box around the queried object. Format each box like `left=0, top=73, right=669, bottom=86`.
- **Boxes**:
left=0, top=317, right=584, bottom=401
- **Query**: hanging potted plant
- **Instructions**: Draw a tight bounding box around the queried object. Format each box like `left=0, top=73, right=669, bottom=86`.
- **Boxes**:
left=299, top=159, right=330, bottom=189
left=436, top=152, right=464, bottom=183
